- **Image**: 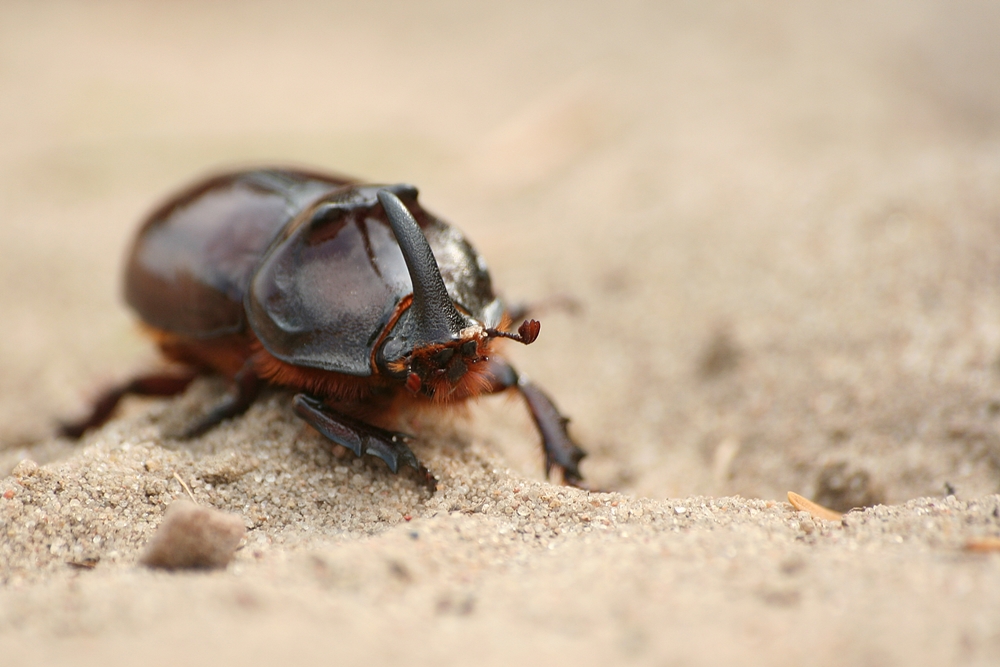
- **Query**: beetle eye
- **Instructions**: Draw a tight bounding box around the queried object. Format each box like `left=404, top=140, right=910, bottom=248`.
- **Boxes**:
left=461, top=341, right=478, bottom=358
left=432, top=347, right=454, bottom=366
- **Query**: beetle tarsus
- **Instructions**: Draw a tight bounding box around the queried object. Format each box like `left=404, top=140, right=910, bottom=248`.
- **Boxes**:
left=182, top=365, right=261, bottom=438
left=292, top=394, right=433, bottom=488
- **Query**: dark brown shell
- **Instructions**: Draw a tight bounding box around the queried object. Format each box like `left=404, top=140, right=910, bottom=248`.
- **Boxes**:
left=124, top=169, right=503, bottom=377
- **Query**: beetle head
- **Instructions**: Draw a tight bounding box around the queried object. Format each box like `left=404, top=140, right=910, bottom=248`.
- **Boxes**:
left=374, top=189, right=539, bottom=398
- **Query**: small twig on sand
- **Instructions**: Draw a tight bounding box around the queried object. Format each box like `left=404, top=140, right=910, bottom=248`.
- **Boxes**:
left=965, top=537, right=1000, bottom=553
left=173, top=472, right=197, bottom=504
left=787, top=491, right=842, bottom=522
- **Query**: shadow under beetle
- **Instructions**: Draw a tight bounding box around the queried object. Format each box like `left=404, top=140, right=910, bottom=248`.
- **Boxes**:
left=62, top=168, right=586, bottom=487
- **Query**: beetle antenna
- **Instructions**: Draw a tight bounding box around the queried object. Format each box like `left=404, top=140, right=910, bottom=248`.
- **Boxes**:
left=378, top=189, right=468, bottom=342
left=486, top=319, right=541, bottom=345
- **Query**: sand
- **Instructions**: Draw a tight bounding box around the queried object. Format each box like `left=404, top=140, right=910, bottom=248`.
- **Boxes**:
left=3, top=2, right=1000, bottom=665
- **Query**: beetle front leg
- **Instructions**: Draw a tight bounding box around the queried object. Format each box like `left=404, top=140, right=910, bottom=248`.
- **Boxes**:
left=292, top=394, right=435, bottom=488
left=481, top=359, right=586, bottom=486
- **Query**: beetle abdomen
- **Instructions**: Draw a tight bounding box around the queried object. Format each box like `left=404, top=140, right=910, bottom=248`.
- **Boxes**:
left=125, top=170, right=350, bottom=338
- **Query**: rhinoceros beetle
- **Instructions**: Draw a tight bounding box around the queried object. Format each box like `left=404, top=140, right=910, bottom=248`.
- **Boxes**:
left=62, top=168, right=586, bottom=487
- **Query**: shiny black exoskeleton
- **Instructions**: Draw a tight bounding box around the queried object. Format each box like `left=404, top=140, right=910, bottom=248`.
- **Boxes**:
left=62, top=168, right=586, bottom=487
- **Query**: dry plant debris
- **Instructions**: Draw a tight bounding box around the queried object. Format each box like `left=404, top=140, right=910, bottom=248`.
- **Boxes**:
left=964, top=537, right=1000, bottom=553
left=787, top=491, right=843, bottom=522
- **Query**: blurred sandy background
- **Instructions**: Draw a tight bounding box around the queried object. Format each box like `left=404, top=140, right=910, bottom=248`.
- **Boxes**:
left=3, top=2, right=1000, bottom=665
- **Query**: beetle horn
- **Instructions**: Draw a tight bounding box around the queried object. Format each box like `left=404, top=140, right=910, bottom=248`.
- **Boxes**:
left=377, top=189, right=469, bottom=342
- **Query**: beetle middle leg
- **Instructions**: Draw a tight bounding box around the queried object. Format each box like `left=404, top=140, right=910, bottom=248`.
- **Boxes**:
left=480, top=359, right=586, bottom=486
left=292, top=394, right=435, bottom=488
left=182, top=362, right=262, bottom=437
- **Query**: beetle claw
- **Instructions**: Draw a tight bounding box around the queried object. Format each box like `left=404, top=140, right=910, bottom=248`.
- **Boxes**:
left=361, top=435, right=415, bottom=474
